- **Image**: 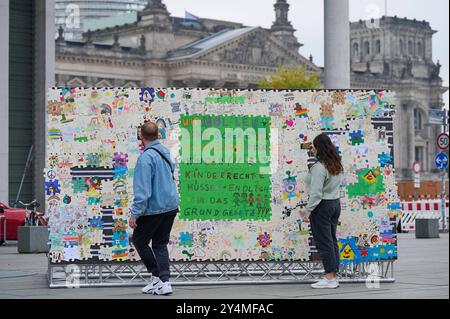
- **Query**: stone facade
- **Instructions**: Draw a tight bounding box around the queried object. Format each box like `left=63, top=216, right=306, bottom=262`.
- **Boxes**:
left=350, top=16, right=447, bottom=181
left=55, top=0, right=318, bottom=89
left=55, top=1, right=448, bottom=181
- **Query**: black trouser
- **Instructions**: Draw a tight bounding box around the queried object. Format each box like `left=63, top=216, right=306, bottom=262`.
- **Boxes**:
left=132, top=209, right=178, bottom=282
left=310, top=199, right=341, bottom=274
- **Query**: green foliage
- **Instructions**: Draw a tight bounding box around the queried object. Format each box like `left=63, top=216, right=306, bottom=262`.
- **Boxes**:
left=258, top=65, right=322, bottom=89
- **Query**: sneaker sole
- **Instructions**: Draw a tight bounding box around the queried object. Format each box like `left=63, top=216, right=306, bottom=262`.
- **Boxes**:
left=142, top=289, right=157, bottom=294
left=152, top=292, right=173, bottom=296
left=311, top=284, right=339, bottom=289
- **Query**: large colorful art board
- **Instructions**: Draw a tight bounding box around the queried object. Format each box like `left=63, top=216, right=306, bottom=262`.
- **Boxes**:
left=45, top=88, right=401, bottom=264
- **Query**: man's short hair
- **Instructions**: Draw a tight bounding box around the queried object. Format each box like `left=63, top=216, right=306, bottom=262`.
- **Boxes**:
left=141, top=122, right=159, bottom=141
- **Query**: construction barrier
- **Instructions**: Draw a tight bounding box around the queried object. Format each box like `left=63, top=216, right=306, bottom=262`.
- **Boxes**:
left=400, top=199, right=449, bottom=232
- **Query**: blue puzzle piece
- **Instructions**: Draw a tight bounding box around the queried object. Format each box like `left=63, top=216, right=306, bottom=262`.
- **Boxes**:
left=139, top=88, right=155, bottom=102
left=378, top=152, right=393, bottom=167
left=114, top=166, right=128, bottom=178
left=88, top=216, right=104, bottom=229
left=113, top=231, right=129, bottom=247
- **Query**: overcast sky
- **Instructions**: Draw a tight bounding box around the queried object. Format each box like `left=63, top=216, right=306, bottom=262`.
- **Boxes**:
left=162, top=0, right=449, bottom=108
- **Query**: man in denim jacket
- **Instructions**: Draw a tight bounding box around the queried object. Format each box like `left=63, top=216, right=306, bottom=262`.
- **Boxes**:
left=129, top=122, right=179, bottom=295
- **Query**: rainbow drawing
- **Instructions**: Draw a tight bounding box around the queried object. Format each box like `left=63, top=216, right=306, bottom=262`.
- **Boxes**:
left=100, top=104, right=112, bottom=115
left=294, top=103, right=309, bottom=118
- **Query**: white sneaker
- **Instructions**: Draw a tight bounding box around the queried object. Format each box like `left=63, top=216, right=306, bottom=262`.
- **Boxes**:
left=152, top=281, right=173, bottom=295
left=141, top=276, right=161, bottom=294
left=311, top=278, right=339, bottom=289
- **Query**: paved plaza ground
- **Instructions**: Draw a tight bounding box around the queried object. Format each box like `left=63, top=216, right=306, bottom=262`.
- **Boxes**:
left=0, top=233, right=448, bottom=299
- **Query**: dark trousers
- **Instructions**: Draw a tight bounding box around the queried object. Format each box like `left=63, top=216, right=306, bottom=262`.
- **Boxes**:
left=310, top=199, right=341, bottom=274
left=132, top=209, right=178, bottom=282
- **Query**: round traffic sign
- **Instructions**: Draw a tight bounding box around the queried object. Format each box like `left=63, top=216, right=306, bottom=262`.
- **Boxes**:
left=435, top=152, right=449, bottom=170
left=437, top=132, right=449, bottom=151
left=412, top=161, right=421, bottom=174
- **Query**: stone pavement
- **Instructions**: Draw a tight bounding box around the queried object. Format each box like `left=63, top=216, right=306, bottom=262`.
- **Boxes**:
left=0, top=233, right=448, bottom=299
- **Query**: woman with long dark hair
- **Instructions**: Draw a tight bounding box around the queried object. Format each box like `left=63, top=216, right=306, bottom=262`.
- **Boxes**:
left=300, top=133, right=343, bottom=289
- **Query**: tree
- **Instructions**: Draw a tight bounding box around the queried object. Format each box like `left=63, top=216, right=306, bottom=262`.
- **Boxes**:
left=258, top=65, right=321, bottom=89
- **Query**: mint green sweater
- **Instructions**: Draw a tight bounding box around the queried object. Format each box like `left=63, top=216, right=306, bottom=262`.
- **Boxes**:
left=304, top=161, right=342, bottom=215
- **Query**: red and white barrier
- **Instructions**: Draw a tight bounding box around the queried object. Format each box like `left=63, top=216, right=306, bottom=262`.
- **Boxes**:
left=400, top=199, right=449, bottom=231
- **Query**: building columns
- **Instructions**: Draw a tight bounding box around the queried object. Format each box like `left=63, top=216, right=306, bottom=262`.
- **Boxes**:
left=0, top=1, right=9, bottom=203
left=324, top=0, right=350, bottom=89
left=401, top=101, right=416, bottom=179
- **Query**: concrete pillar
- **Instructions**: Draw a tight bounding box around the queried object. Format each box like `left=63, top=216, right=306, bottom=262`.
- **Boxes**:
left=324, top=0, right=350, bottom=89
left=34, top=0, right=55, bottom=209
left=0, top=1, right=9, bottom=203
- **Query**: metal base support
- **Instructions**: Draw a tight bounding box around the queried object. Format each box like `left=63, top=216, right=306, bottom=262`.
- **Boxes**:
left=48, top=260, right=395, bottom=288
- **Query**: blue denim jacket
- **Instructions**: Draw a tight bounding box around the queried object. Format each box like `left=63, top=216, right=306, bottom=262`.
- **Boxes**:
left=130, top=140, right=179, bottom=218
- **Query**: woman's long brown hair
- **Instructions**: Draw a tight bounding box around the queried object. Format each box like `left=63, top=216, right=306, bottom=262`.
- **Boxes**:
left=312, top=133, right=343, bottom=175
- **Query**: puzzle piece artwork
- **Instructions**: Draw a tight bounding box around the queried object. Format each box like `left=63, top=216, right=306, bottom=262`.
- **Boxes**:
left=378, top=152, right=393, bottom=167
left=349, top=130, right=365, bottom=146
left=45, top=88, right=400, bottom=264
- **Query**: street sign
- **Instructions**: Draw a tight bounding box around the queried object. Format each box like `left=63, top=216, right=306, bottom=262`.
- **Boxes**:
left=428, top=109, right=445, bottom=125
left=436, top=132, right=449, bottom=151
left=435, top=152, right=449, bottom=170
left=414, top=173, right=420, bottom=189
left=412, top=161, right=421, bottom=174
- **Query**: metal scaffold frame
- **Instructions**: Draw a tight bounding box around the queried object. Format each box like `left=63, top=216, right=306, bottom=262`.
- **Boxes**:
left=47, top=260, right=395, bottom=288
